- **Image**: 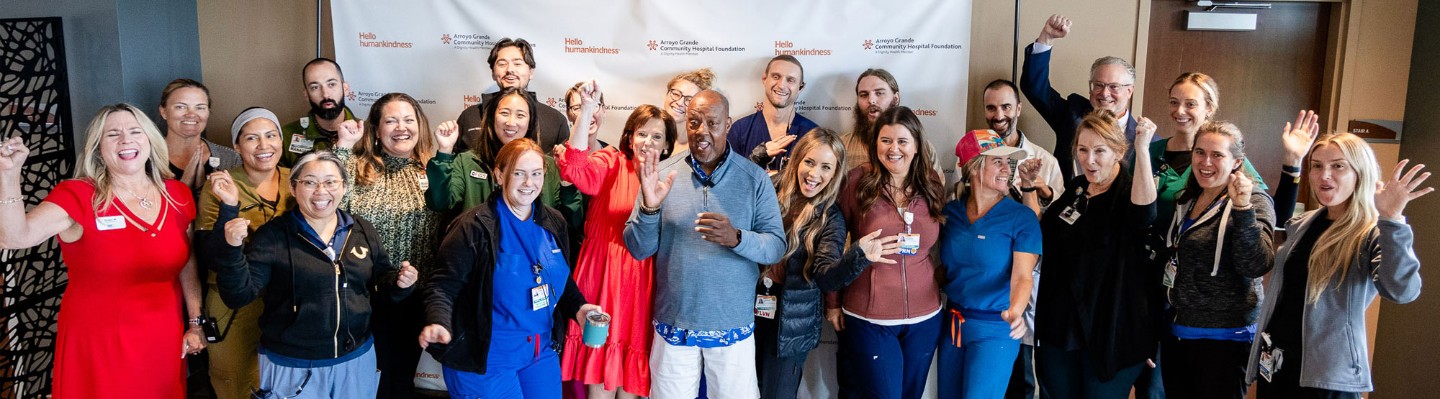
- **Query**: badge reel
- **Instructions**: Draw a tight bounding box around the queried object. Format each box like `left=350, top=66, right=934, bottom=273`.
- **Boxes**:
left=530, top=264, right=550, bottom=311
left=1059, top=188, right=1083, bottom=225
left=898, top=211, right=920, bottom=256
left=754, top=277, right=777, bottom=319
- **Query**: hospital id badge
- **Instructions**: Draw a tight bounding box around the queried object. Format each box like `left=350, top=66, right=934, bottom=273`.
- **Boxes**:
left=288, top=134, right=314, bottom=154
left=1162, top=256, right=1179, bottom=288
left=1257, top=332, right=1283, bottom=382
left=1059, top=206, right=1081, bottom=225
left=96, top=215, right=125, bottom=231
left=898, top=233, right=921, bottom=256
left=755, top=295, right=777, bottom=319
left=530, top=284, right=550, bottom=311
left=417, top=176, right=430, bottom=191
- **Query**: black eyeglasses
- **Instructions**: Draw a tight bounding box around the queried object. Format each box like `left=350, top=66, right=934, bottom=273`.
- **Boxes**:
left=668, top=89, right=694, bottom=104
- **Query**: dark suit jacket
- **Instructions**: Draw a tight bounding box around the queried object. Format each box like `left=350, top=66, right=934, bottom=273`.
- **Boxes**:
left=454, top=90, right=570, bottom=155
left=1020, top=43, right=1146, bottom=179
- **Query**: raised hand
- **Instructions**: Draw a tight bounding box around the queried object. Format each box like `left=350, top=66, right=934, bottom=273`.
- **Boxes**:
left=207, top=171, right=240, bottom=206
left=580, top=80, right=602, bottom=110
left=1038, top=14, right=1072, bottom=45
left=434, top=120, right=460, bottom=154
left=637, top=146, right=677, bottom=209
left=180, top=145, right=205, bottom=189
left=1375, top=160, right=1433, bottom=219
left=396, top=261, right=418, bottom=288
left=0, top=137, right=30, bottom=176
left=1135, top=116, right=1157, bottom=151
left=1228, top=170, right=1254, bottom=206
left=336, top=119, right=364, bottom=149
left=763, top=135, right=798, bottom=157
left=223, top=218, right=251, bottom=247
left=1282, top=110, right=1321, bottom=167
left=1017, top=158, right=1042, bottom=187
left=856, top=229, right=901, bottom=265
left=418, top=324, right=451, bottom=349
left=696, top=212, right=740, bottom=248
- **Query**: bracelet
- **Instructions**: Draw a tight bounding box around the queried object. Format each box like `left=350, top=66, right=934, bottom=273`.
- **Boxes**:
left=0, top=197, right=22, bottom=205
left=1282, top=164, right=1302, bottom=174
left=187, top=317, right=206, bottom=326
left=1019, top=186, right=1037, bottom=193
left=639, top=202, right=661, bottom=215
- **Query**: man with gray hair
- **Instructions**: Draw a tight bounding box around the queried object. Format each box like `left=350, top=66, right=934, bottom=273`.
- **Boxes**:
left=1020, top=14, right=1155, bottom=179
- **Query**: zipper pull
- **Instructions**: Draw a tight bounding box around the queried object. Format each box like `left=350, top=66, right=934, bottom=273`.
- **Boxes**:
left=334, top=261, right=341, bottom=275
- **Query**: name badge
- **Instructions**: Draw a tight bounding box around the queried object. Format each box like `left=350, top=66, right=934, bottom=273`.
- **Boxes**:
left=898, top=233, right=921, bottom=256
left=469, top=170, right=488, bottom=180
left=96, top=215, right=125, bottom=231
left=1162, top=256, right=1179, bottom=288
left=531, top=284, right=550, bottom=311
left=417, top=176, right=430, bottom=191
left=754, top=295, right=778, bottom=319
left=288, top=134, right=314, bottom=154
left=1059, top=206, right=1082, bottom=225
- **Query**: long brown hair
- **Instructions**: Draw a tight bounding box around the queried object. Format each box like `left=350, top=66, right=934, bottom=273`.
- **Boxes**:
left=775, top=128, right=847, bottom=281
left=854, top=106, right=945, bottom=223
left=355, top=93, right=436, bottom=186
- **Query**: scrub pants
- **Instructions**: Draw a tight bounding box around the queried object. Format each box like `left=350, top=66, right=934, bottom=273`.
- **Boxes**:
left=937, top=308, right=1020, bottom=398
left=255, top=344, right=380, bottom=399
left=443, top=333, right=562, bottom=399
left=205, top=286, right=264, bottom=399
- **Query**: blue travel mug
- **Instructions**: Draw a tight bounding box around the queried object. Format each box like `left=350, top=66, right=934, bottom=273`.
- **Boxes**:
left=583, top=310, right=610, bottom=348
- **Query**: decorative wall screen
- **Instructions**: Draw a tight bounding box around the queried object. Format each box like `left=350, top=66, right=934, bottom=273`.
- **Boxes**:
left=0, top=16, right=76, bottom=399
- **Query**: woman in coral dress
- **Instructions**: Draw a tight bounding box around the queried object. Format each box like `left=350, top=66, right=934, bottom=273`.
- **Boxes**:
left=556, top=83, right=677, bottom=399
left=0, top=104, right=205, bottom=398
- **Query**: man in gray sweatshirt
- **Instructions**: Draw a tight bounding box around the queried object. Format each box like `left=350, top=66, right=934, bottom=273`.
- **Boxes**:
left=625, top=90, right=786, bottom=398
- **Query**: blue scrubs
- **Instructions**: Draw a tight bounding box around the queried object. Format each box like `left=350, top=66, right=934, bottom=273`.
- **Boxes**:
left=936, top=198, right=1042, bottom=399
left=443, top=201, right=571, bottom=399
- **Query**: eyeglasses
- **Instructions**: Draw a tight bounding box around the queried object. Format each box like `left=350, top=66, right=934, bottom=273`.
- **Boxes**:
left=1089, top=81, right=1134, bottom=93
left=668, top=89, right=694, bottom=104
left=296, top=179, right=342, bottom=191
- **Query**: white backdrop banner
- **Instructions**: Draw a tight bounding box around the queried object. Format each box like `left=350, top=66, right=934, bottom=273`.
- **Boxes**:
left=332, top=0, right=973, bottom=182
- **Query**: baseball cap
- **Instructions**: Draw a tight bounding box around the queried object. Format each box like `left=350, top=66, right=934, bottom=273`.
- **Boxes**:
left=955, top=129, right=1025, bottom=165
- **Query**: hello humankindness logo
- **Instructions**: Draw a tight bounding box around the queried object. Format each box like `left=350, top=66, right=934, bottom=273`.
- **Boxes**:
left=358, top=32, right=413, bottom=49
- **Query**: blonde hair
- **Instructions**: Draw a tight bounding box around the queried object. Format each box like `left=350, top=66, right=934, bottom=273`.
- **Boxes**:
left=1305, top=133, right=1380, bottom=303
left=668, top=68, right=716, bottom=91
left=952, top=155, right=987, bottom=202
left=775, top=128, right=846, bottom=282
left=356, top=93, right=436, bottom=186
left=76, top=104, right=180, bottom=212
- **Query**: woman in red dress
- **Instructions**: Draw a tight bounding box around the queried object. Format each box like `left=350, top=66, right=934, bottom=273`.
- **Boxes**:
left=0, top=104, right=206, bottom=398
left=556, top=82, right=677, bottom=399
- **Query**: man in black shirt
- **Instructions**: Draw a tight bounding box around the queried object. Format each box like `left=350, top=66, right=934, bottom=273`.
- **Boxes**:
left=454, top=38, right=570, bottom=154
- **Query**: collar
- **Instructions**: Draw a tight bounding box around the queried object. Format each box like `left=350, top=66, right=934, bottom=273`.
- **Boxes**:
left=290, top=209, right=355, bottom=251
left=687, top=148, right=732, bottom=187
left=381, top=152, right=419, bottom=171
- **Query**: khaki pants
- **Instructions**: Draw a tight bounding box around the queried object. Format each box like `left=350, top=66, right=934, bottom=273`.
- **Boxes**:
left=205, top=286, right=264, bottom=399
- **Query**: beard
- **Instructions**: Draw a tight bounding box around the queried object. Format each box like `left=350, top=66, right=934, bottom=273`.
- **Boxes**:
left=309, top=97, right=346, bottom=121
left=989, top=117, right=1016, bottom=140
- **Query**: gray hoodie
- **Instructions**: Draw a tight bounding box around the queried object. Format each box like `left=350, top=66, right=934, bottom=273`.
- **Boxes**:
left=1166, top=191, right=1276, bottom=328
left=1245, top=212, right=1422, bottom=392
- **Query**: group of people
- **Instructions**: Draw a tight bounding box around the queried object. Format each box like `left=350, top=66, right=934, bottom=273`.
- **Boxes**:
left=0, top=13, right=1429, bottom=399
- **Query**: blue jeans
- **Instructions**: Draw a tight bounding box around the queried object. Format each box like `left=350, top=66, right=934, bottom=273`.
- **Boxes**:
left=938, top=308, right=1021, bottom=398
left=838, top=313, right=941, bottom=399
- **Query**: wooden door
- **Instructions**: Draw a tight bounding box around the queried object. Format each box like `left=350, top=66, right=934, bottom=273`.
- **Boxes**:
left=1144, top=0, right=1331, bottom=191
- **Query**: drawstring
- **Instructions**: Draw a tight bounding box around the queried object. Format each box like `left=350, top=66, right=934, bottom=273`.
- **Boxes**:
left=1211, top=201, right=1232, bottom=277
left=949, top=308, right=965, bottom=348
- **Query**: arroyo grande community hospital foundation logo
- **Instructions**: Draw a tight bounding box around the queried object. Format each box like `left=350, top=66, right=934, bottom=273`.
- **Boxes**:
left=861, top=37, right=964, bottom=54
left=441, top=33, right=497, bottom=50
left=646, top=39, right=746, bottom=56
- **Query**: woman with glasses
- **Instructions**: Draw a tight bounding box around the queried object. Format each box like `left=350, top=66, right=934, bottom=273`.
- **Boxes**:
left=210, top=151, right=418, bottom=398
left=195, top=108, right=296, bottom=399
left=663, top=68, right=715, bottom=152
left=1035, top=110, right=1159, bottom=398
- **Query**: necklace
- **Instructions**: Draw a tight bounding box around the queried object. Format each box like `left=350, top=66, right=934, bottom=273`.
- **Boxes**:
left=124, top=187, right=154, bottom=209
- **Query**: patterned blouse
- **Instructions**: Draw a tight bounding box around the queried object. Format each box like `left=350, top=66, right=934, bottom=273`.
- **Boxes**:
left=335, top=148, right=442, bottom=282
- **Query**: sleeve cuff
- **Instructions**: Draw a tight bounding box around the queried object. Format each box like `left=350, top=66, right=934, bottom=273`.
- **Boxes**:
left=1031, top=42, right=1053, bottom=54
